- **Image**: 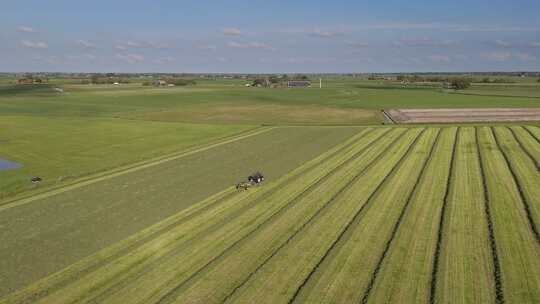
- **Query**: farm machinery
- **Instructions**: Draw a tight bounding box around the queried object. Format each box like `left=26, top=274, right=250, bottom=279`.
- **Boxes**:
left=236, top=172, right=265, bottom=190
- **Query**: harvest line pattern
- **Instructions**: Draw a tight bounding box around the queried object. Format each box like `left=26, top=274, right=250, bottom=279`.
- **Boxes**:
left=88, top=129, right=384, bottom=304
left=429, top=127, right=459, bottom=304
left=490, top=127, right=540, bottom=244
left=217, top=129, right=406, bottom=304
left=475, top=127, right=505, bottom=304
left=154, top=129, right=397, bottom=303
left=361, top=129, right=441, bottom=304
left=287, top=129, right=426, bottom=304
left=506, top=127, right=540, bottom=171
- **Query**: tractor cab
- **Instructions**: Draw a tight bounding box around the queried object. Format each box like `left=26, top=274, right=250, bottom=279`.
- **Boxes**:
left=248, top=172, right=265, bottom=184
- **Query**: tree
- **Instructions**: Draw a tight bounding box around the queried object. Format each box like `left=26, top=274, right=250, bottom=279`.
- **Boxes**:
left=450, top=78, right=471, bottom=90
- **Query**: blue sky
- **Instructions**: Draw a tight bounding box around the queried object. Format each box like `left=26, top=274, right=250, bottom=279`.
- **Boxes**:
left=1, top=0, right=540, bottom=73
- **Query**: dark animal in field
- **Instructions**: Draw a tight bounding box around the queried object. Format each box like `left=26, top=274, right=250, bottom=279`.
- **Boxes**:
left=31, top=176, right=42, bottom=183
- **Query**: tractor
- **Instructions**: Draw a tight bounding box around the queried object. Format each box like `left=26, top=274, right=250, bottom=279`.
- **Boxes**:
left=236, top=172, right=265, bottom=191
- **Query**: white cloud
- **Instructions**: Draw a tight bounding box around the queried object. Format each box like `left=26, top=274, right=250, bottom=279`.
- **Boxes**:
left=115, top=40, right=170, bottom=50
left=492, top=40, right=510, bottom=47
left=20, top=40, right=48, bottom=49
left=515, top=53, right=536, bottom=61
left=115, top=53, right=145, bottom=64
left=480, top=52, right=513, bottom=61
left=395, top=37, right=458, bottom=47
left=17, top=26, right=37, bottom=33
left=76, top=40, right=96, bottom=49
left=428, top=55, right=451, bottom=63
left=195, top=42, right=217, bottom=51
left=285, top=57, right=337, bottom=64
left=222, top=28, right=242, bottom=36
left=308, top=29, right=342, bottom=38
left=226, top=41, right=275, bottom=51
left=347, top=41, right=369, bottom=48
left=152, top=56, right=176, bottom=64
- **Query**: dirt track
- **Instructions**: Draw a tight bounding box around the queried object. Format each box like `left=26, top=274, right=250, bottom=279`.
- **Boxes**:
left=385, top=108, right=540, bottom=123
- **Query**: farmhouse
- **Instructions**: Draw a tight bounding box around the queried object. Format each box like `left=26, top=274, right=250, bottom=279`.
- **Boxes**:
left=287, top=80, right=311, bottom=88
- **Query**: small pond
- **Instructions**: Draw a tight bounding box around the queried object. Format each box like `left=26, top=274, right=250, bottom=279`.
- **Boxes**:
left=0, top=158, right=22, bottom=171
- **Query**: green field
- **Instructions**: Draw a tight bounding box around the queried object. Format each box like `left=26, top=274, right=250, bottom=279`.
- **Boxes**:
left=1, top=125, right=539, bottom=304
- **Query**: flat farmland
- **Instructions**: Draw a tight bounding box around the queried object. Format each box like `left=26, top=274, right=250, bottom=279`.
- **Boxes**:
left=385, top=108, right=540, bottom=123
left=2, top=126, right=539, bottom=304
left=0, top=126, right=363, bottom=297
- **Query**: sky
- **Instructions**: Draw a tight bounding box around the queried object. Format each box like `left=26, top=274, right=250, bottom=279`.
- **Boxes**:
left=1, top=0, right=540, bottom=73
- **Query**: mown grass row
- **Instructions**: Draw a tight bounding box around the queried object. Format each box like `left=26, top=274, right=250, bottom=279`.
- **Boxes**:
left=507, top=127, right=540, bottom=171
left=477, top=127, right=540, bottom=304
left=36, top=130, right=384, bottom=304
left=355, top=128, right=456, bottom=304
left=524, top=126, right=540, bottom=144
left=491, top=127, right=540, bottom=243
left=0, top=128, right=377, bottom=304
left=360, top=128, right=443, bottom=304
left=436, top=127, right=496, bottom=304
left=167, top=129, right=412, bottom=304
left=428, top=128, right=458, bottom=304
left=284, top=129, right=435, bottom=304
left=475, top=128, right=505, bottom=304
left=223, top=128, right=429, bottom=304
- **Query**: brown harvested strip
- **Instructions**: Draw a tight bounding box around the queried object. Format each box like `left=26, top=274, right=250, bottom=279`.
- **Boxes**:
left=477, top=127, right=540, bottom=304
left=436, top=127, right=496, bottom=304
left=507, top=127, right=540, bottom=171
left=165, top=129, right=413, bottom=304
left=360, top=129, right=443, bottom=304
left=492, top=127, right=540, bottom=244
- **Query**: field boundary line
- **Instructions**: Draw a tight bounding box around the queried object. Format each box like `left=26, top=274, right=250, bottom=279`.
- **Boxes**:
left=80, top=129, right=380, bottom=304
left=429, top=127, right=459, bottom=304
left=153, top=129, right=397, bottom=304
left=217, top=129, right=406, bottom=304
left=361, top=128, right=442, bottom=304
left=490, top=127, right=540, bottom=244
left=475, top=127, right=505, bottom=304
left=287, top=128, right=427, bottom=304
left=2, top=128, right=372, bottom=304
left=0, top=126, right=275, bottom=212
left=507, top=127, right=540, bottom=171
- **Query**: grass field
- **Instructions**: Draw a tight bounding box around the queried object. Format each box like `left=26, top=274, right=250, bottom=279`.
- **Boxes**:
left=2, top=125, right=539, bottom=304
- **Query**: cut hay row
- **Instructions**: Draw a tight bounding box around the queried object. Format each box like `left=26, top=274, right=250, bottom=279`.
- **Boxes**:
left=428, top=128, right=458, bottom=304
left=1, top=128, right=377, bottom=304
left=287, top=129, right=436, bottom=304
left=2, top=125, right=540, bottom=304
left=524, top=126, right=540, bottom=144
left=437, top=127, right=497, bottom=304
left=105, top=129, right=399, bottom=304
left=360, top=127, right=456, bottom=304
left=477, top=127, right=540, bottom=304
left=507, top=127, right=540, bottom=171
left=492, top=127, right=540, bottom=243
left=360, top=128, right=443, bottom=304
left=169, top=129, right=412, bottom=304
